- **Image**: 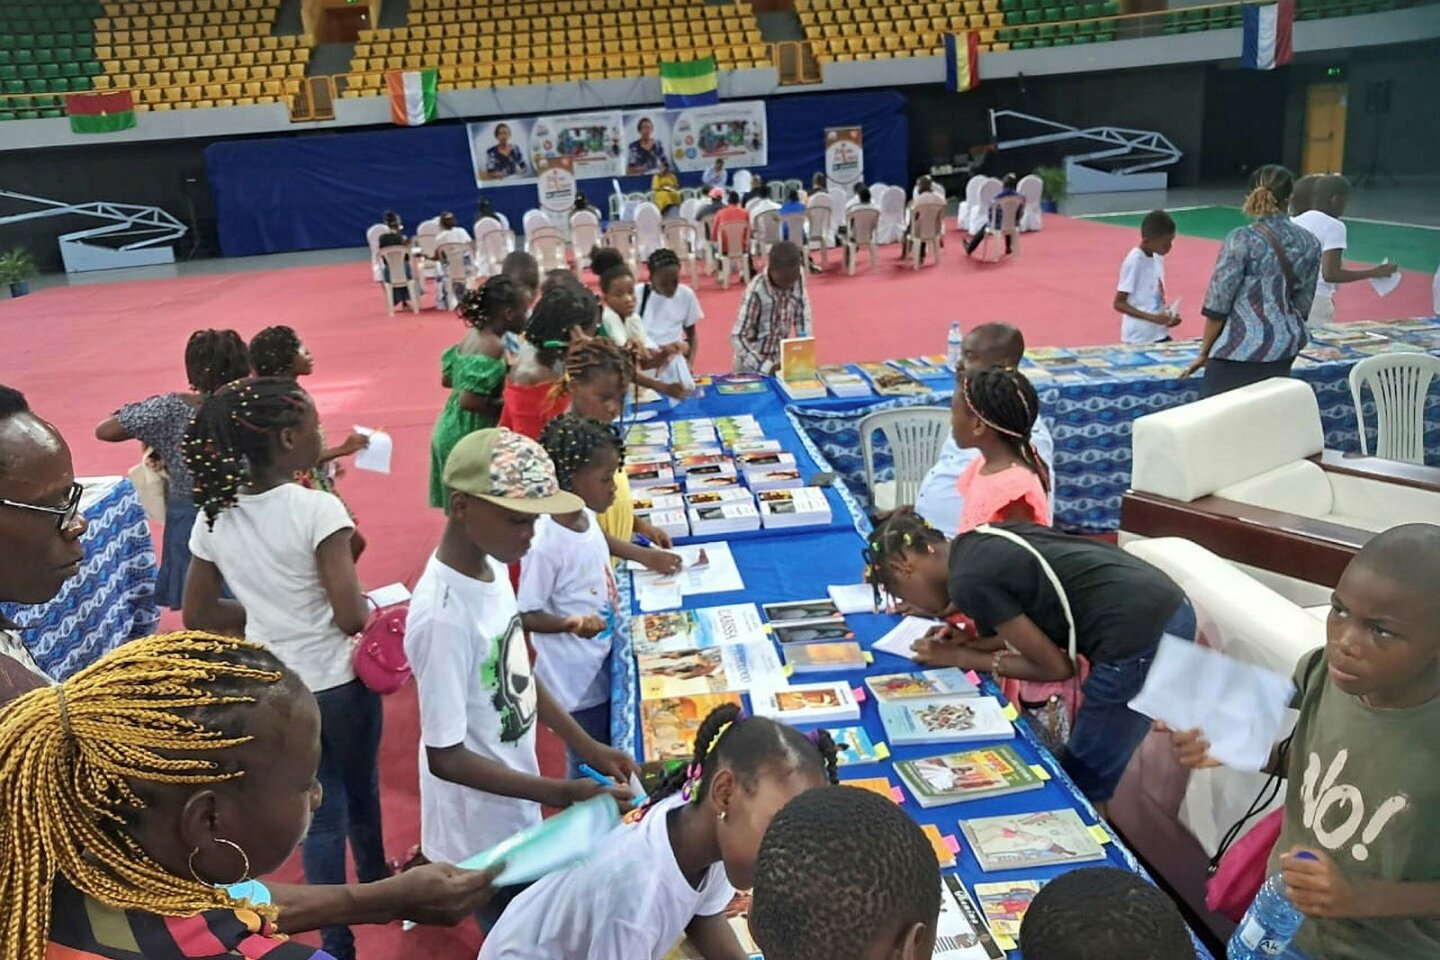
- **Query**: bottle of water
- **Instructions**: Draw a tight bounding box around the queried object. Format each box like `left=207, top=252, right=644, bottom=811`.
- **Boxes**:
left=1431, top=265, right=1439, bottom=316
left=946, top=321, right=964, bottom=370
left=1228, top=853, right=1316, bottom=960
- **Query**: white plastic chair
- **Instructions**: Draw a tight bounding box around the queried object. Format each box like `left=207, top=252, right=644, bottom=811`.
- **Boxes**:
left=967, top=178, right=1001, bottom=235
left=957, top=175, right=983, bottom=233
left=982, top=195, right=1025, bottom=261
left=845, top=207, right=880, bottom=275
left=414, top=218, right=440, bottom=259
left=1349, top=353, right=1440, bottom=464
left=678, top=197, right=700, bottom=228
left=907, top=195, right=947, bottom=269
left=805, top=202, right=833, bottom=268
left=1018, top=174, right=1044, bottom=232
left=732, top=169, right=753, bottom=196
left=779, top=210, right=808, bottom=246
left=526, top=225, right=570, bottom=272
left=858, top=407, right=953, bottom=511
left=875, top=186, right=906, bottom=245
left=366, top=224, right=387, bottom=281
left=714, top=220, right=751, bottom=290
left=828, top=186, right=848, bottom=222
left=476, top=226, right=514, bottom=278
left=436, top=241, right=473, bottom=310
left=603, top=222, right=641, bottom=274
left=661, top=218, right=702, bottom=287
left=521, top=208, right=551, bottom=239
left=633, top=201, right=664, bottom=259
left=378, top=247, right=421, bottom=316
left=751, top=210, right=781, bottom=261
left=570, top=210, right=601, bottom=269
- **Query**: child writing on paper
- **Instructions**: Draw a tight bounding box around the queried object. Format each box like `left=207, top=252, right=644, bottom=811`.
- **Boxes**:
left=951, top=367, right=1050, bottom=534
left=479, top=703, right=840, bottom=960
left=1114, top=210, right=1182, bottom=344
left=1164, top=523, right=1440, bottom=960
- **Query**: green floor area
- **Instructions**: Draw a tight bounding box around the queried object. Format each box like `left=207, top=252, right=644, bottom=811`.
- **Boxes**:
left=1083, top=206, right=1440, bottom=273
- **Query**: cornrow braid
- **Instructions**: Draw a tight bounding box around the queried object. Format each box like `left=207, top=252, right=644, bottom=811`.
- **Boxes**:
left=548, top=336, right=636, bottom=411
left=458, top=274, right=529, bottom=331
left=524, top=286, right=598, bottom=369
left=538, top=413, right=624, bottom=491
left=863, top=512, right=946, bottom=596
left=0, top=632, right=294, bottom=960
left=647, top=247, right=680, bottom=275
left=247, top=325, right=302, bottom=378
left=961, top=367, right=1050, bottom=493
left=183, top=376, right=310, bottom=528
left=184, top=329, right=252, bottom=396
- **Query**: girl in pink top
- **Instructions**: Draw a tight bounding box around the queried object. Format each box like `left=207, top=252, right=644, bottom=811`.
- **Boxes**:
left=951, top=367, right=1051, bottom=532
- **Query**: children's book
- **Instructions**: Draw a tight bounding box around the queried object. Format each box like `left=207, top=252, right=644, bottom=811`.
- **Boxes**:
left=959, top=809, right=1107, bottom=872
left=751, top=681, right=861, bottom=725
left=780, top=336, right=819, bottom=382
left=921, top=823, right=957, bottom=868
left=825, top=725, right=889, bottom=766
left=664, top=890, right=762, bottom=960
left=857, top=361, right=930, bottom=396
left=631, top=604, right=768, bottom=655
left=866, top=668, right=980, bottom=702
left=889, top=356, right=950, bottom=379
left=935, top=874, right=1005, bottom=960
left=757, top=487, right=832, bottom=527
left=771, top=620, right=855, bottom=646
left=973, top=880, right=1046, bottom=944
left=777, top=377, right=828, bottom=400
left=714, top=373, right=770, bottom=396
left=879, top=696, right=1014, bottom=746
left=817, top=364, right=873, bottom=397
left=761, top=598, right=844, bottom=625
left=638, top=641, right=784, bottom=700
left=640, top=692, right=745, bottom=762
left=894, top=745, right=1044, bottom=808
left=784, top=640, right=869, bottom=674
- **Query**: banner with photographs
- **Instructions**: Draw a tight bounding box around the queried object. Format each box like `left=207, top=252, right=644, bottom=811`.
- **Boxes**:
left=470, top=101, right=768, bottom=188
left=824, top=126, right=864, bottom=187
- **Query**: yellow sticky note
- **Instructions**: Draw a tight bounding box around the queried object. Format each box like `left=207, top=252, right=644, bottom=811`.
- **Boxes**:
left=1029, top=764, right=1051, bottom=781
left=763, top=624, right=774, bottom=633
left=874, top=741, right=892, bottom=761
left=994, top=934, right=1017, bottom=952
left=783, top=664, right=795, bottom=677
left=864, top=652, right=874, bottom=663
left=1088, top=824, right=1113, bottom=845
left=1001, top=703, right=1019, bottom=722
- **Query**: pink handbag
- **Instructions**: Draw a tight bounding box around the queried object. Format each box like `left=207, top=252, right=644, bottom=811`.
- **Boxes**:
left=1206, top=807, right=1284, bottom=922
left=354, top=600, right=411, bottom=695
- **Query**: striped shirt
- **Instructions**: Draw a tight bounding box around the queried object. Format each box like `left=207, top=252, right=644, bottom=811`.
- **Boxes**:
left=1202, top=215, right=1321, bottom=363
left=730, top=273, right=812, bottom=374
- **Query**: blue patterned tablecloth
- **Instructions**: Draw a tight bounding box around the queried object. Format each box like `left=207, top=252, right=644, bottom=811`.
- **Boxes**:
left=0, top=477, right=159, bottom=679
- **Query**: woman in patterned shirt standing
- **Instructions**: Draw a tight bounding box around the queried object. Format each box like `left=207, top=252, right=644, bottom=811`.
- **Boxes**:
left=1184, top=165, right=1322, bottom=397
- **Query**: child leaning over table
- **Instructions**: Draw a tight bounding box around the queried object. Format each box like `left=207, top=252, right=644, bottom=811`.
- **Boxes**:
left=1164, top=523, right=1440, bottom=960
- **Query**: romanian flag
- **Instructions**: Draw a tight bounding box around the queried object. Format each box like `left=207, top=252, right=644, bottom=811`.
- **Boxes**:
left=64, top=90, right=135, bottom=133
left=944, top=31, right=981, bottom=93
left=660, top=56, right=719, bottom=108
left=1241, top=0, right=1294, bottom=70
left=387, top=68, right=438, bottom=125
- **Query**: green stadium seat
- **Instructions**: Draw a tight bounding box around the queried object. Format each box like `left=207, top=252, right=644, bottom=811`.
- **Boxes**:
left=17, top=110, right=38, bottom=120
left=1024, top=10, right=1041, bottom=22
left=83, top=60, right=101, bottom=75
left=1074, top=33, right=1095, bottom=42
left=1043, top=7, right=1061, bottom=19
left=0, top=112, right=14, bottom=122
left=61, top=62, right=80, bottom=78
left=1012, top=39, right=1032, bottom=48
left=40, top=63, right=59, bottom=79
left=41, top=108, right=64, bottom=118
left=1083, top=2, right=1102, bottom=15
left=1053, top=36, right=1073, bottom=44
left=54, top=48, right=74, bottom=63
left=25, top=78, right=46, bottom=92
left=1079, top=20, right=1097, bottom=33
left=1039, top=22, right=1058, bottom=35
left=3, top=80, right=22, bottom=94
left=70, top=74, right=91, bottom=90
left=14, top=50, right=33, bottom=65
left=1063, top=5, right=1080, bottom=18
left=51, top=77, right=71, bottom=92
left=17, top=64, right=37, bottom=79
left=1102, top=0, right=1120, bottom=13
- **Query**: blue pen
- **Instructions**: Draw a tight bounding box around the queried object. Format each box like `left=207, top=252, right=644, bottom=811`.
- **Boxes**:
left=577, top=762, right=616, bottom=787
left=634, top=534, right=653, bottom=548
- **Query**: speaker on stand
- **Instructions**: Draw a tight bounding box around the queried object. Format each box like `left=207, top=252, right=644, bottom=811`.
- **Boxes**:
left=1355, top=80, right=1397, bottom=188
left=180, top=175, right=205, bottom=260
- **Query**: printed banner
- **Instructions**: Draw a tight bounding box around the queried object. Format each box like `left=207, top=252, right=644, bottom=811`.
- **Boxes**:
left=529, top=111, right=624, bottom=179
left=470, top=118, right=535, bottom=184
left=666, top=100, right=767, bottom=172
left=536, top=156, right=578, bottom=214
left=824, top=126, right=864, bottom=187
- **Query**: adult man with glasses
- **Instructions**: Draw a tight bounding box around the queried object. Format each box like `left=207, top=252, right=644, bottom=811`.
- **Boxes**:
left=0, top=384, right=88, bottom=701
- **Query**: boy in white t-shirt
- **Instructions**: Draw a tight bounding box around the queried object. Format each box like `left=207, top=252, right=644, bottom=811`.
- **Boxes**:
left=1292, top=175, right=1399, bottom=326
left=405, top=428, right=638, bottom=932
left=1114, top=210, right=1181, bottom=345
left=521, top=415, right=625, bottom=776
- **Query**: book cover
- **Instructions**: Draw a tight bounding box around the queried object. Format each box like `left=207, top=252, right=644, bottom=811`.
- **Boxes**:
left=663, top=890, right=762, bottom=960
left=921, top=823, right=956, bottom=868
left=785, top=641, right=868, bottom=673
left=780, top=336, right=818, bottom=382
left=866, top=668, right=980, bottom=702
left=856, top=361, right=931, bottom=396
left=777, top=378, right=828, bottom=400
left=935, top=874, right=1005, bottom=960
left=960, top=809, right=1107, bottom=872
left=894, top=745, right=1044, bottom=808
left=879, top=696, right=1014, bottom=746
left=631, top=604, right=768, bottom=655
left=638, top=641, right=785, bottom=700
left=683, top=488, right=755, bottom=508
left=762, top=598, right=843, bottom=625
left=771, top=620, right=855, bottom=646
left=826, top=725, right=889, bottom=766
left=751, top=681, right=861, bottom=724
left=640, top=692, right=744, bottom=762
left=632, top=493, right=686, bottom=515
left=714, top=373, right=769, bottom=396
left=973, top=880, right=1045, bottom=943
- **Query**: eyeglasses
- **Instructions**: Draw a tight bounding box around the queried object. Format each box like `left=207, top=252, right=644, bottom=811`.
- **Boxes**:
left=0, top=482, right=85, bottom=531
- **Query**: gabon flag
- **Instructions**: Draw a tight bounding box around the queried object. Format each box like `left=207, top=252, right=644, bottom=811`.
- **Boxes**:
left=944, top=31, right=981, bottom=92
left=387, top=68, right=438, bottom=126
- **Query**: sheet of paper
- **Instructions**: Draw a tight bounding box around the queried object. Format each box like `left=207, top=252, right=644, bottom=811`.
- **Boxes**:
left=1369, top=262, right=1401, bottom=298
left=352, top=426, right=393, bottom=474
left=366, top=582, right=412, bottom=609
left=871, top=615, right=943, bottom=660
left=1128, top=635, right=1294, bottom=771
left=1166, top=297, right=1183, bottom=317
left=636, top=580, right=683, bottom=612
left=631, top=541, right=744, bottom=608
left=828, top=582, right=885, bottom=615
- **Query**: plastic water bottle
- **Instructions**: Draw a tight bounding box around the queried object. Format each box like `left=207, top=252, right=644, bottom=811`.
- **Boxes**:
left=1228, top=852, right=1316, bottom=960
left=946, top=321, right=964, bottom=370
left=1431, top=265, right=1439, bottom=316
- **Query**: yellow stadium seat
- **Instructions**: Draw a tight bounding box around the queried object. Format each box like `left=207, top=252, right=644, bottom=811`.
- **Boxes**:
left=133, top=72, right=153, bottom=86
left=212, top=67, right=231, bottom=82
left=986, top=13, right=1004, bottom=26
left=94, top=74, right=114, bottom=89
left=154, top=71, right=173, bottom=85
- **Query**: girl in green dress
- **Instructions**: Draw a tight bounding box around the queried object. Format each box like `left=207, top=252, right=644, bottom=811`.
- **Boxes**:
left=428, top=276, right=532, bottom=507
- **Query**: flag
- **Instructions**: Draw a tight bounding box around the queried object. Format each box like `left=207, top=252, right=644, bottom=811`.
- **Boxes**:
left=64, top=90, right=135, bottom=134
left=944, top=31, right=981, bottom=92
left=387, top=68, right=437, bottom=126
left=660, top=56, right=719, bottom=108
left=1242, top=0, right=1294, bottom=70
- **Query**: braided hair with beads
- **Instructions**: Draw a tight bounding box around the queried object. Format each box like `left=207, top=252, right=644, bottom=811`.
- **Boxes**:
left=862, top=512, right=946, bottom=601
left=458, top=275, right=530, bottom=332
left=538, top=413, right=624, bottom=492
left=524, top=285, right=599, bottom=369
left=183, top=329, right=252, bottom=396
left=643, top=702, right=839, bottom=815
left=960, top=366, right=1050, bottom=493
left=0, top=632, right=298, bottom=960
left=548, top=335, right=636, bottom=411
left=183, top=376, right=311, bottom=528
left=247, top=325, right=303, bottom=378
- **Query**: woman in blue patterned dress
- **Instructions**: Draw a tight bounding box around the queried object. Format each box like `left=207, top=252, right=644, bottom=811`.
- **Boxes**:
left=94, top=330, right=251, bottom=608
left=484, top=122, right=530, bottom=180
left=626, top=117, right=669, bottom=175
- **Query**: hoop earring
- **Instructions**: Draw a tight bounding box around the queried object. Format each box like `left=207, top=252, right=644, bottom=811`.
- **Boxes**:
left=188, top=838, right=252, bottom=887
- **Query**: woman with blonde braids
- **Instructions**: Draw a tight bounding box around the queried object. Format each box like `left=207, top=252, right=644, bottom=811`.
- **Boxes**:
left=1183, top=164, right=1321, bottom=397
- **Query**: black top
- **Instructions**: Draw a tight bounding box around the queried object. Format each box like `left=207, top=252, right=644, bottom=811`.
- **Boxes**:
left=378, top=231, right=408, bottom=248
left=947, top=523, right=1185, bottom=664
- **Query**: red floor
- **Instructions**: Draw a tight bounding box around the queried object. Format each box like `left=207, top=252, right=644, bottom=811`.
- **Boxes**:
left=2, top=216, right=1431, bottom=957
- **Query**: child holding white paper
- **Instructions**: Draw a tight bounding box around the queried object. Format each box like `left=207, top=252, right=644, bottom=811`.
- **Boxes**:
left=1292, top=175, right=1399, bottom=325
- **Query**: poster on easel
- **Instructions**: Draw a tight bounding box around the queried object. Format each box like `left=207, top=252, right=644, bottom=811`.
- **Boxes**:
left=536, top=156, right=577, bottom=214
left=825, top=127, right=864, bottom=186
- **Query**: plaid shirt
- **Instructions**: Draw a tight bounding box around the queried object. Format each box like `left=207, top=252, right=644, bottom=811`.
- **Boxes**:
left=1202, top=215, right=1321, bottom=363
left=729, top=273, right=812, bottom=374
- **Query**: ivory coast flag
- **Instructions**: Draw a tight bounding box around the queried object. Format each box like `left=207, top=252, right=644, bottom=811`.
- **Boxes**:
left=944, top=31, right=981, bottom=93
left=387, top=69, right=437, bottom=126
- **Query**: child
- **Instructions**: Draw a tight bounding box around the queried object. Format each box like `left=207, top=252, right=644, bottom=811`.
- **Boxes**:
left=479, top=703, right=840, bottom=959
left=558, top=338, right=684, bottom=574
left=1165, top=523, right=1440, bottom=960
left=499, top=250, right=542, bottom=362
left=750, top=783, right=941, bottom=960
left=427, top=277, right=531, bottom=507
left=499, top=285, right=599, bottom=440
left=1114, top=210, right=1182, bottom=344
left=731, top=241, right=811, bottom=375
left=638, top=248, right=703, bottom=371
left=180, top=377, right=381, bottom=960
left=1018, top=867, right=1192, bottom=959
left=951, top=366, right=1050, bottom=533
left=592, top=247, right=690, bottom=400
left=521, top=415, right=625, bottom=775
left=405, top=427, right=637, bottom=932
left=1292, top=175, right=1399, bottom=326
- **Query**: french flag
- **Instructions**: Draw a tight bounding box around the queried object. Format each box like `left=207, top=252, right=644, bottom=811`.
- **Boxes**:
left=1242, top=0, right=1295, bottom=70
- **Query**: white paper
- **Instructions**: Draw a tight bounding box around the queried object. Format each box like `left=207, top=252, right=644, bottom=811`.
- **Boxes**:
left=1128, top=635, right=1294, bottom=771
left=871, top=615, right=944, bottom=660
left=637, top=580, right=684, bottom=612
left=366, top=582, right=412, bottom=609
left=1369, top=261, right=1401, bottom=298
left=828, top=582, right=890, bottom=615
left=352, top=426, right=393, bottom=474
left=1166, top=297, right=1183, bottom=317
left=632, top=542, right=744, bottom=611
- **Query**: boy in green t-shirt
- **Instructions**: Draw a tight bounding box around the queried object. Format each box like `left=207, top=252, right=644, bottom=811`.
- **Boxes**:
left=1167, top=523, right=1440, bottom=959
